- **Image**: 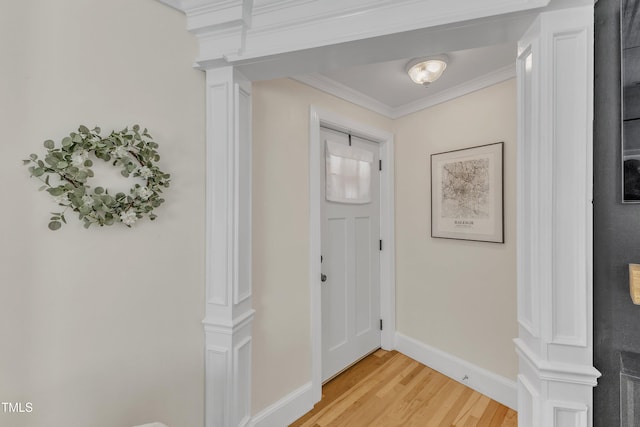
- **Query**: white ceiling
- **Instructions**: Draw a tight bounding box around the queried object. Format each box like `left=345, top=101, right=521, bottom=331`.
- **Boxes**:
left=294, top=42, right=517, bottom=118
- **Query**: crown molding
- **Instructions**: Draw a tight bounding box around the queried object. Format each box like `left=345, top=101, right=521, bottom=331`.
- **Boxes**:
left=252, top=0, right=324, bottom=16
left=291, top=74, right=394, bottom=118
left=293, top=64, right=517, bottom=120
left=156, top=0, right=551, bottom=67
left=235, top=0, right=548, bottom=62
left=392, top=64, right=517, bottom=118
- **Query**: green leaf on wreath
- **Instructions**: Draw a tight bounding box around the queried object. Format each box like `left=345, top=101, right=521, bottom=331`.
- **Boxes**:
left=48, top=221, right=61, bottom=231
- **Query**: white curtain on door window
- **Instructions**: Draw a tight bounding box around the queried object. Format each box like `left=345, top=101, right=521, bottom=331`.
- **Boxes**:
left=326, top=140, right=373, bottom=204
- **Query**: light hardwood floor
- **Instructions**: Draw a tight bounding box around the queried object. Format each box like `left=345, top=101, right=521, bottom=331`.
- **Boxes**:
left=290, top=350, right=517, bottom=427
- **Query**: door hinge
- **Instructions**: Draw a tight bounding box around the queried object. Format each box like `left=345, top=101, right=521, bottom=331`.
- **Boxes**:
left=379, top=239, right=382, bottom=251
left=379, top=159, right=382, bottom=171
left=380, top=319, right=383, bottom=331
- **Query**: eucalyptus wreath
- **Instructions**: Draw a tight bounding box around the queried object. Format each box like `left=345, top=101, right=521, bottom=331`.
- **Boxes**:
left=24, top=125, right=171, bottom=230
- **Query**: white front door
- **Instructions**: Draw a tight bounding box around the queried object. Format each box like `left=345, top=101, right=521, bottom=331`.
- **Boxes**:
left=320, top=127, right=381, bottom=382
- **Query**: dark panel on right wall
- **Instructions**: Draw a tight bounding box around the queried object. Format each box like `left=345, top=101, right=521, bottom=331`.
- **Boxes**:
left=594, top=0, right=640, bottom=425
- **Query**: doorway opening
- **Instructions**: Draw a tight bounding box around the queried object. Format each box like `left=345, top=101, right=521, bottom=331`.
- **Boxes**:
left=244, top=5, right=596, bottom=425
left=309, top=106, right=396, bottom=402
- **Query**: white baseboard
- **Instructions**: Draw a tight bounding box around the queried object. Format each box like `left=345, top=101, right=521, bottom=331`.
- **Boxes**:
left=249, top=382, right=314, bottom=427
left=394, top=332, right=517, bottom=410
left=249, top=337, right=516, bottom=426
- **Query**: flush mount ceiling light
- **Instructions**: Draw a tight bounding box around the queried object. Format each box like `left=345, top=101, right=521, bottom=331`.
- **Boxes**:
left=406, top=55, right=449, bottom=87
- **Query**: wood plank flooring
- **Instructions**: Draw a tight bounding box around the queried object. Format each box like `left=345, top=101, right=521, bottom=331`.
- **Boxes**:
left=290, top=350, right=517, bottom=427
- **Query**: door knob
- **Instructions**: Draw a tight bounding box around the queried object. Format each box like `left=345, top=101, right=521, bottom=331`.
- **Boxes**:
left=321, top=273, right=327, bottom=282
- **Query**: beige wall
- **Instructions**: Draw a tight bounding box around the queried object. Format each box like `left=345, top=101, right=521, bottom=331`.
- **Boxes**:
left=0, top=1, right=205, bottom=426
left=394, top=79, right=518, bottom=380
left=251, top=78, right=517, bottom=415
left=251, top=78, right=393, bottom=413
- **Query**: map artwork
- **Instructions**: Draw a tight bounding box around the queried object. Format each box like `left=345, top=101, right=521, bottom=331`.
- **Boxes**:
left=440, top=158, right=490, bottom=220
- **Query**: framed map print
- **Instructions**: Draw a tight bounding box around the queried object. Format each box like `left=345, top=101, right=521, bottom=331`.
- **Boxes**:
left=431, top=142, right=504, bottom=243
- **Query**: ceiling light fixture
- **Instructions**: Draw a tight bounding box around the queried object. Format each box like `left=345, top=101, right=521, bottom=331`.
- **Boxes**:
left=406, top=55, right=449, bottom=87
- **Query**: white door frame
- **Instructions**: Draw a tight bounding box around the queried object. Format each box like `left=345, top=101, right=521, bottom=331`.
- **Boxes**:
left=309, top=106, right=395, bottom=403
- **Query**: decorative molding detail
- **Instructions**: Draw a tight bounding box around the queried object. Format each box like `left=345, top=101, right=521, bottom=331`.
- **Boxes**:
left=515, top=339, right=600, bottom=387
left=234, top=83, right=253, bottom=307
left=395, top=332, right=518, bottom=410
left=514, top=7, right=598, bottom=426
left=203, top=310, right=256, bottom=334
left=249, top=383, right=314, bottom=427
left=206, top=80, right=231, bottom=308
left=205, top=346, right=229, bottom=427
left=518, top=375, right=539, bottom=427
left=392, top=65, right=517, bottom=118
left=252, top=0, right=316, bottom=16
left=239, top=0, right=550, bottom=62
left=548, top=401, right=588, bottom=427
left=246, top=0, right=425, bottom=53
left=293, top=74, right=393, bottom=118
left=234, top=337, right=252, bottom=426
left=185, top=1, right=247, bottom=33
left=204, top=66, right=254, bottom=427
left=378, top=117, right=396, bottom=352
left=294, top=65, right=516, bottom=120
left=516, top=34, right=541, bottom=341
left=549, top=26, right=590, bottom=349
left=157, top=0, right=551, bottom=65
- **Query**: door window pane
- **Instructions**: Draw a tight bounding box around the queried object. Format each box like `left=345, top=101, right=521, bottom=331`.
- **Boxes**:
left=326, top=140, right=373, bottom=204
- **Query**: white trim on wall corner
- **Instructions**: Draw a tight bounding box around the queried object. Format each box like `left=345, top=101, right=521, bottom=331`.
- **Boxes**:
left=249, top=382, right=314, bottom=427
left=394, top=332, right=518, bottom=411
left=293, top=64, right=516, bottom=120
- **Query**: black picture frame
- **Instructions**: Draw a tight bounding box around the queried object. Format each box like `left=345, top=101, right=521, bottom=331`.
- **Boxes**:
left=431, top=142, right=504, bottom=243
